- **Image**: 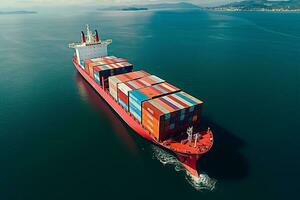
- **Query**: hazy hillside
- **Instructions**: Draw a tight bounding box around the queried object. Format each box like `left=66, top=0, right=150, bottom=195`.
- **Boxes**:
left=0, top=10, right=37, bottom=15
left=99, top=2, right=201, bottom=11
left=211, top=0, right=300, bottom=11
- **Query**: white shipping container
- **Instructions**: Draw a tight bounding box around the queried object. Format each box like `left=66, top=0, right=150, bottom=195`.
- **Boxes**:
left=108, top=71, right=150, bottom=100
left=118, top=83, right=132, bottom=96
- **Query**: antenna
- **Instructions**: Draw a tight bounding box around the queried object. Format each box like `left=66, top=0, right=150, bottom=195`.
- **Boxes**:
left=86, top=24, right=94, bottom=44
left=187, top=126, right=193, bottom=143
left=194, top=133, right=199, bottom=147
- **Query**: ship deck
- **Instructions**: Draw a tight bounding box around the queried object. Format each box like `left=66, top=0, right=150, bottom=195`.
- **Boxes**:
left=73, top=56, right=213, bottom=156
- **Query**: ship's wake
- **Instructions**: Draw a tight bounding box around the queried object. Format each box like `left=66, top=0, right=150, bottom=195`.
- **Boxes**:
left=152, top=145, right=217, bottom=191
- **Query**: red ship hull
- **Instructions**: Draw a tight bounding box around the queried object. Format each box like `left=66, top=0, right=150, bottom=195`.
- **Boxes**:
left=73, top=60, right=212, bottom=177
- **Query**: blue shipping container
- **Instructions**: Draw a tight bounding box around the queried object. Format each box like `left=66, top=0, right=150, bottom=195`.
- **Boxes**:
left=128, top=90, right=149, bottom=121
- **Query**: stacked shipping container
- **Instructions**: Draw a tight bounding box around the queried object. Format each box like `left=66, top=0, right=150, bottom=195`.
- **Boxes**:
left=118, top=75, right=165, bottom=111
left=84, top=56, right=120, bottom=72
left=128, top=82, right=180, bottom=122
left=142, top=91, right=203, bottom=141
left=108, top=71, right=150, bottom=101
left=81, top=56, right=204, bottom=142
left=84, top=56, right=133, bottom=87
left=93, top=62, right=133, bottom=87
left=91, top=56, right=126, bottom=63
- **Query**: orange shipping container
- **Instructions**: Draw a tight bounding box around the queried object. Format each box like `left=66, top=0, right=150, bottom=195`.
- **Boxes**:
left=142, top=91, right=203, bottom=141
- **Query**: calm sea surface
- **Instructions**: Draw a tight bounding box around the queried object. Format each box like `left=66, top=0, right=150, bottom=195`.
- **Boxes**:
left=0, top=8, right=299, bottom=200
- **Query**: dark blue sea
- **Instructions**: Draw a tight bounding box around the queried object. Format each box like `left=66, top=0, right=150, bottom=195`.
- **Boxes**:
left=0, top=8, right=299, bottom=200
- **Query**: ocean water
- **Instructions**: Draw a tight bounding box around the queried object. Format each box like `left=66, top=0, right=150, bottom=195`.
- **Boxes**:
left=0, top=8, right=299, bottom=200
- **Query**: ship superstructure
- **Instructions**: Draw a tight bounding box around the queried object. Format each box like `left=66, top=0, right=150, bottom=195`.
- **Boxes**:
left=69, top=24, right=112, bottom=67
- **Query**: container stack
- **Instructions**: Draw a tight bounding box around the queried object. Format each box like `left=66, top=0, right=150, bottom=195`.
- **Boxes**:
left=108, top=70, right=150, bottom=100
left=84, top=56, right=120, bottom=71
left=129, top=82, right=180, bottom=122
left=85, top=56, right=122, bottom=67
left=118, top=75, right=165, bottom=111
left=91, top=56, right=126, bottom=63
left=93, top=62, right=133, bottom=87
left=84, top=56, right=128, bottom=77
left=84, top=56, right=132, bottom=86
left=82, top=55, right=205, bottom=142
left=141, top=91, right=203, bottom=141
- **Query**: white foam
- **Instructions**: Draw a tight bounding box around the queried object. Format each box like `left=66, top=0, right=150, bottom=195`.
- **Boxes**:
left=151, top=145, right=217, bottom=191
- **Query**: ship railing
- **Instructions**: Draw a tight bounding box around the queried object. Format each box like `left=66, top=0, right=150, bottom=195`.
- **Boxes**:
left=69, top=39, right=112, bottom=49
left=69, top=42, right=83, bottom=48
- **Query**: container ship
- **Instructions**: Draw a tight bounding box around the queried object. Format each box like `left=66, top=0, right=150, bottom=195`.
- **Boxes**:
left=69, top=25, right=213, bottom=177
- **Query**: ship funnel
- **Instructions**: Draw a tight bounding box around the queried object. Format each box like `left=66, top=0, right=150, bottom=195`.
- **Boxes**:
left=95, top=30, right=100, bottom=42
left=81, top=31, right=86, bottom=44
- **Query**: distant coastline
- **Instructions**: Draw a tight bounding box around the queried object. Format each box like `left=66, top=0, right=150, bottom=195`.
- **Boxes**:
left=208, top=8, right=300, bottom=12
left=121, top=7, right=148, bottom=11
left=208, top=0, right=300, bottom=13
left=98, top=2, right=201, bottom=11
left=0, top=11, right=37, bottom=15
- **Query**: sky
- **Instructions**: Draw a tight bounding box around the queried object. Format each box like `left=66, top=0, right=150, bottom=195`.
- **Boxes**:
left=0, top=0, right=242, bottom=9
